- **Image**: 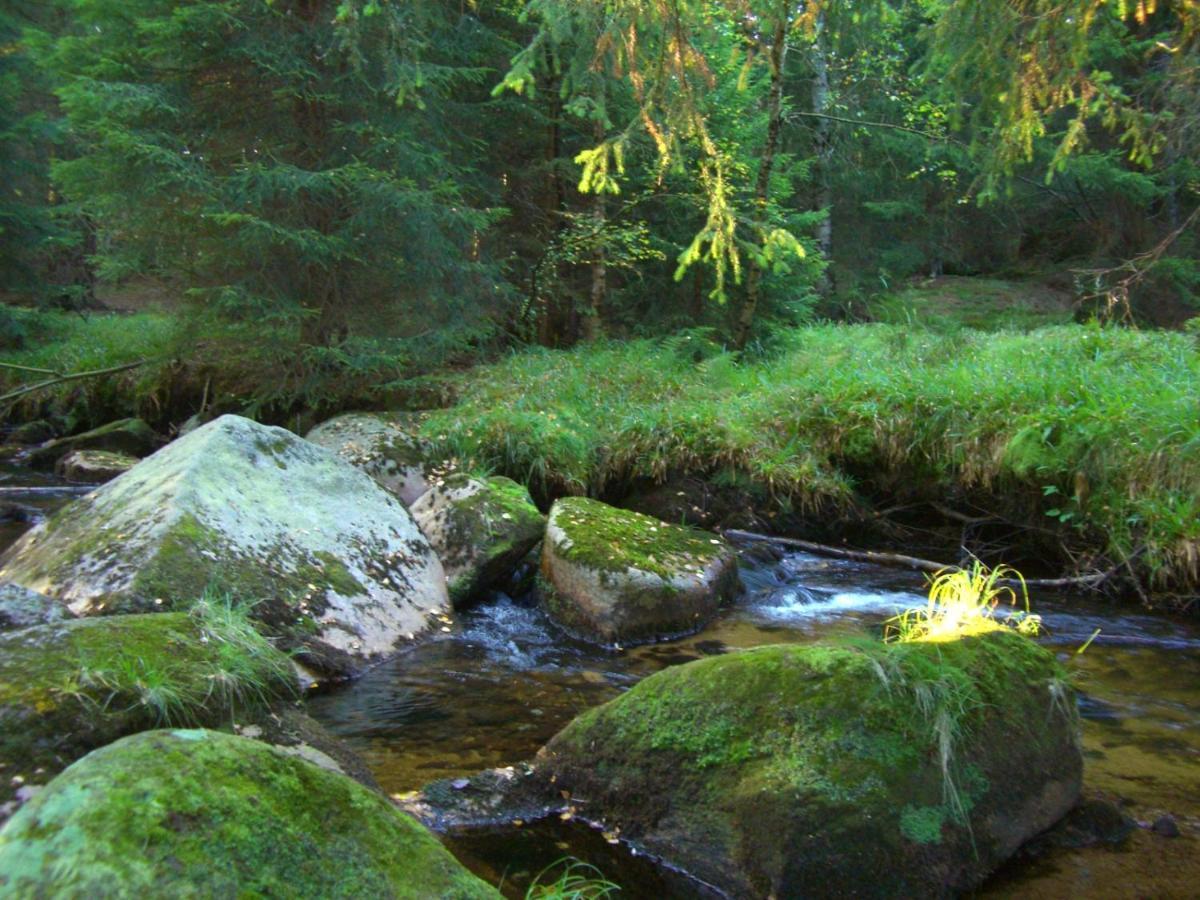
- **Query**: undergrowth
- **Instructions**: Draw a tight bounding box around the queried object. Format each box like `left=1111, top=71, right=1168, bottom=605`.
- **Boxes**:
left=423, top=324, right=1200, bottom=595
left=68, top=588, right=295, bottom=725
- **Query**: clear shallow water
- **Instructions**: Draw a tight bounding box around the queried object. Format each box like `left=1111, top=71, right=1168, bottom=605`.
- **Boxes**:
left=308, top=546, right=1200, bottom=897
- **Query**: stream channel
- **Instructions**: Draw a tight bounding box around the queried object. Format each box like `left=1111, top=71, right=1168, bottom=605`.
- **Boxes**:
left=4, top=462, right=1198, bottom=897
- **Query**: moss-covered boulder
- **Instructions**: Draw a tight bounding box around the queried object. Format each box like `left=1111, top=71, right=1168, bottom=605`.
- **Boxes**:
left=411, top=475, right=545, bottom=607
left=0, top=607, right=297, bottom=817
left=0, top=415, right=450, bottom=675
left=536, top=631, right=1082, bottom=897
left=0, top=729, right=499, bottom=898
left=55, top=448, right=139, bottom=483
left=27, top=417, right=158, bottom=469
left=0, top=582, right=72, bottom=631
left=306, top=411, right=440, bottom=506
left=539, top=497, right=738, bottom=645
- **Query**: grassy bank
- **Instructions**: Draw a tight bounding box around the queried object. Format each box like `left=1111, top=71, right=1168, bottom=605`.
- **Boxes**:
left=422, top=325, right=1200, bottom=599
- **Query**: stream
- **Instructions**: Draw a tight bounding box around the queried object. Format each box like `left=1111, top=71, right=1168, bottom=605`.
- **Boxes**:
left=3, top=465, right=1198, bottom=897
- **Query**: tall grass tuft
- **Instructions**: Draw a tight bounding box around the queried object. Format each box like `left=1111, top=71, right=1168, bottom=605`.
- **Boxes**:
left=885, top=562, right=1041, bottom=643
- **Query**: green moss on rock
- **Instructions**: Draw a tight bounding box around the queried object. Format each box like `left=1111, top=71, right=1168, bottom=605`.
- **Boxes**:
left=538, top=631, right=1082, bottom=897
left=0, top=729, right=498, bottom=898
left=411, top=474, right=546, bottom=607
left=0, top=608, right=296, bottom=813
left=539, top=497, right=738, bottom=644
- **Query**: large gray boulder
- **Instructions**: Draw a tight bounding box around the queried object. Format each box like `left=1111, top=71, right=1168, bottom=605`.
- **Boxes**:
left=0, top=415, right=450, bottom=675
left=0, top=729, right=499, bottom=898
left=411, top=474, right=545, bottom=607
left=534, top=631, right=1082, bottom=897
left=305, top=411, right=437, bottom=505
left=539, top=497, right=739, bottom=645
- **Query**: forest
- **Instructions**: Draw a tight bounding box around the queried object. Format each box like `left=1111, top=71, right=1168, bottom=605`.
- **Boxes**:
left=0, top=1, right=1198, bottom=897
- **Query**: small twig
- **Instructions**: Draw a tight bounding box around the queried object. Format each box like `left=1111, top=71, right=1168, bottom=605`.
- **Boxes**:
left=0, top=362, right=60, bottom=376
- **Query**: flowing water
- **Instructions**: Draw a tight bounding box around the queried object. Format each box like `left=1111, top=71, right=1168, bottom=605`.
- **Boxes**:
left=307, top=545, right=1200, bottom=898
left=3, top=467, right=1197, bottom=896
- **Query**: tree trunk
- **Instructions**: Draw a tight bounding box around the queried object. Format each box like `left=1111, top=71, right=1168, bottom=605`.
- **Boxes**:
left=733, top=10, right=789, bottom=351
left=811, top=9, right=834, bottom=297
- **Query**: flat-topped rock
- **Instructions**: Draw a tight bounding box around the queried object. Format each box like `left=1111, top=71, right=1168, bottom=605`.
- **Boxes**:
left=539, top=497, right=739, bottom=645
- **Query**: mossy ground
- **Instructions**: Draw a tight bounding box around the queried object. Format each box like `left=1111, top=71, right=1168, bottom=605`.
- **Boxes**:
left=541, top=630, right=1081, bottom=896
left=0, top=604, right=296, bottom=809
left=0, top=729, right=499, bottom=898
left=549, top=497, right=727, bottom=581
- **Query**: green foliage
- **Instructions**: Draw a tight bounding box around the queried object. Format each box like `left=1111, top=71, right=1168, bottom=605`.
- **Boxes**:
left=425, top=322, right=1200, bottom=592
left=525, top=859, right=620, bottom=900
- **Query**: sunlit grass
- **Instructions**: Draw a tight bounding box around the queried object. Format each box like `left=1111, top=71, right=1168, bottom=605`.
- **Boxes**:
left=885, top=562, right=1042, bottom=644
left=424, top=324, right=1200, bottom=594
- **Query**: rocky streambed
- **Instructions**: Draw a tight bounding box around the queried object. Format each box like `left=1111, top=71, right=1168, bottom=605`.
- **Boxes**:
left=0, top=413, right=1196, bottom=897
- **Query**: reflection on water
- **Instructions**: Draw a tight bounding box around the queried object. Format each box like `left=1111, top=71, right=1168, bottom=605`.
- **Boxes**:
left=308, top=547, right=1200, bottom=896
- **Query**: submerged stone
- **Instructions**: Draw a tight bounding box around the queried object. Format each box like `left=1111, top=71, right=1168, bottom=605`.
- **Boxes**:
left=539, top=497, right=738, bottom=645
left=0, top=609, right=296, bottom=819
left=411, top=474, right=545, bottom=607
left=0, top=729, right=498, bottom=898
left=55, top=448, right=139, bottom=483
left=535, top=630, right=1082, bottom=897
left=0, top=414, right=451, bottom=675
left=27, top=417, right=158, bottom=469
left=0, top=582, right=72, bottom=631
left=306, top=411, right=439, bottom=505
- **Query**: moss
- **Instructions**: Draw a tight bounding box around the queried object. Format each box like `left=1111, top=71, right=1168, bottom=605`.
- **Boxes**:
left=0, top=609, right=297, bottom=810
left=540, top=630, right=1081, bottom=896
left=0, top=729, right=498, bottom=898
left=419, top=474, right=545, bottom=606
left=549, top=497, right=726, bottom=581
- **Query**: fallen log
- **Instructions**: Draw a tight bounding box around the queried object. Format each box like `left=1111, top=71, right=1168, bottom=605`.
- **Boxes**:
left=722, top=529, right=1112, bottom=589
left=0, top=359, right=149, bottom=406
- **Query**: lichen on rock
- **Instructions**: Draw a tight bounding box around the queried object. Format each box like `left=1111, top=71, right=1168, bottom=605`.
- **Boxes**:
left=534, top=630, right=1082, bottom=897
left=0, top=414, right=451, bottom=675
left=539, top=497, right=738, bottom=645
left=305, top=411, right=441, bottom=506
left=0, top=582, right=72, bottom=631
left=0, top=729, right=499, bottom=898
left=411, top=474, right=545, bottom=607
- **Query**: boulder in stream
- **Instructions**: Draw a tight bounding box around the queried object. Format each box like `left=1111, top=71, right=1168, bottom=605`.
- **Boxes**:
left=532, top=630, right=1082, bottom=897
left=0, top=729, right=499, bottom=898
left=0, top=607, right=297, bottom=820
left=55, top=448, right=139, bottom=483
left=539, top=497, right=738, bottom=645
left=0, top=414, right=451, bottom=675
left=305, top=411, right=441, bottom=505
left=411, top=474, right=546, bottom=606
left=26, top=417, right=158, bottom=469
